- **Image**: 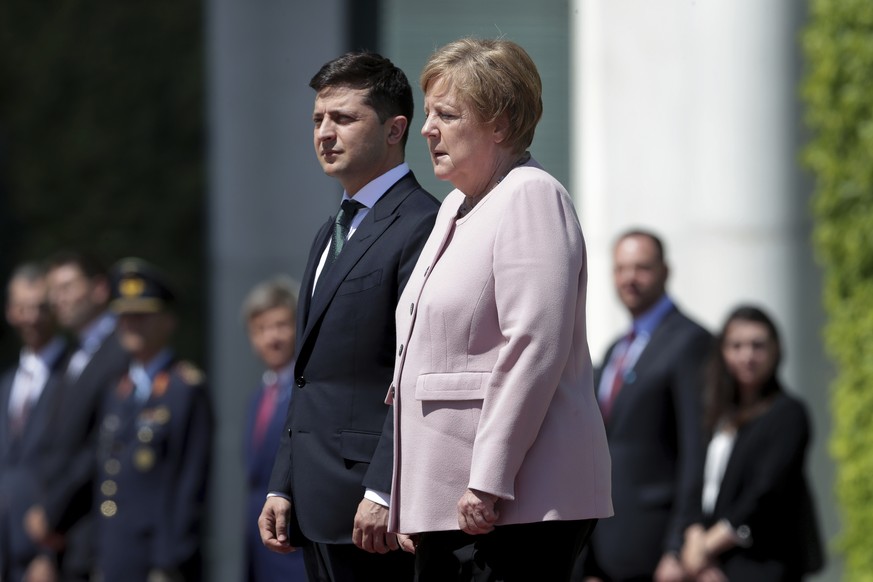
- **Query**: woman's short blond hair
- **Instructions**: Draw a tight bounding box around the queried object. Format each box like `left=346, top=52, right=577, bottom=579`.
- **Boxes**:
left=420, top=38, right=543, bottom=155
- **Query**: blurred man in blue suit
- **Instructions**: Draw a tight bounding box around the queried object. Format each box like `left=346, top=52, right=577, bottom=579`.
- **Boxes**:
left=241, top=276, right=306, bottom=581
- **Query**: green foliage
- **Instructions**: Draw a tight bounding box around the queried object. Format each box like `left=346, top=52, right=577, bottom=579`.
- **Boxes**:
left=0, top=3, right=205, bottom=364
left=803, top=0, right=873, bottom=578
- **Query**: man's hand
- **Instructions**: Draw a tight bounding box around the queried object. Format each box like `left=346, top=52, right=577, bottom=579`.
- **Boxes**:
left=654, top=552, right=686, bottom=582
left=697, top=565, right=728, bottom=582
left=681, top=524, right=709, bottom=577
left=352, top=498, right=399, bottom=554
left=258, top=496, right=297, bottom=554
left=24, top=555, right=57, bottom=582
left=146, top=569, right=184, bottom=582
left=23, top=507, right=64, bottom=551
left=457, top=488, right=499, bottom=535
left=24, top=506, right=49, bottom=543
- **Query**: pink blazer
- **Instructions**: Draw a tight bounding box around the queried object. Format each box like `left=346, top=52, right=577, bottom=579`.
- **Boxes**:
left=387, top=158, right=613, bottom=534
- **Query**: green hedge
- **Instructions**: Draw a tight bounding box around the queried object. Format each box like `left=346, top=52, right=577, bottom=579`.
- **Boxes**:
left=803, top=0, right=873, bottom=579
left=0, top=3, right=205, bottom=364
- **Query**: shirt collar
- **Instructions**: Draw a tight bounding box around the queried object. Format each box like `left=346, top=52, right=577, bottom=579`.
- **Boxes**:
left=78, top=311, right=117, bottom=353
left=21, top=336, right=68, bottom=372
left=343, top=163, right=409, bottom=209
left=132, top=348, right=174, bottom=380
left=632, top=294, right=675, bottom=338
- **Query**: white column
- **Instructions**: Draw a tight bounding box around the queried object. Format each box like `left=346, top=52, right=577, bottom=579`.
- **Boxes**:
left=571, top=1, right=837, bottom=579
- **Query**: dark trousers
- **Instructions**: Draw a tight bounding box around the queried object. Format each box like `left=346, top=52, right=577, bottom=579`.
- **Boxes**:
left=301, top=538, right=415, bottom=582
left=415, top=519, right=597, bottom=582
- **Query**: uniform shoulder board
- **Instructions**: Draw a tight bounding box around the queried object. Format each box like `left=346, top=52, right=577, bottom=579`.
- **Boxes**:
left=175, top=361, right=205, bottom=386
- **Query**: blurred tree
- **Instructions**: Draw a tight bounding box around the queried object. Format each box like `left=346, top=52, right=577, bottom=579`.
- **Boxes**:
left=0, top=2, right=205, bottom=365
left=803, top=0, right=873, bottom=579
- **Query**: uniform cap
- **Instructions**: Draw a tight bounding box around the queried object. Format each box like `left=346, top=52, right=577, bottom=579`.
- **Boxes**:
left=109, top=258, right=176, bottom=314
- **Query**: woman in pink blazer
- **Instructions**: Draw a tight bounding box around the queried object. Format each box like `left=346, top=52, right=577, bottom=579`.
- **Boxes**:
left=385, top=38, right=613, bottom=581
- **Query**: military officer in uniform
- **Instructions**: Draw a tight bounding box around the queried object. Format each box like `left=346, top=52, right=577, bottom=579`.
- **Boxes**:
left=95, top=258, right=213, bottom=582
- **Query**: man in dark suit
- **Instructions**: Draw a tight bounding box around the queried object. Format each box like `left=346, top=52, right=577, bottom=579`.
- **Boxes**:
left=241, top=276, right=306, bottom=581
left=0, top=262, right=70, bottom=582
left=93, top=258, right=213, bottom=581
left=579, top=230, right=712, bottom=582
left=24, top=251, right=130, bottom=581
left=258, top=52, right=439, bottom=582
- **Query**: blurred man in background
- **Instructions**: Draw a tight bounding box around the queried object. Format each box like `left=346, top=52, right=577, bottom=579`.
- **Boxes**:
left=241, top=275, right=306, bottom=581
left=93, top=258, right=212, bottom=582
left=0, top=262, right=69, bottom=582
left=24, top=251, right=129, bottom=581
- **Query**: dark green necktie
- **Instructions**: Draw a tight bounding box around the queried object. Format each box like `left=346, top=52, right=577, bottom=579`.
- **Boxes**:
left=324, top=199, right=363, bottom=271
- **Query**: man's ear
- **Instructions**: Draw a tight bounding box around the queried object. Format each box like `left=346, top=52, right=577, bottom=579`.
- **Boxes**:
left=386, top=116, right=408, bottom=145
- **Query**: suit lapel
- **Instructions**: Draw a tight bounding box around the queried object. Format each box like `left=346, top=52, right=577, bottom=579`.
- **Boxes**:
left=20, top=349, right=69, bottom=455
left=298, top=174, right=417, bottom=349
left=0, top=371, right=14, bottom=454
left=297, top=219, right=332, bottom=333
left=628, top=307, right=680, bottom=375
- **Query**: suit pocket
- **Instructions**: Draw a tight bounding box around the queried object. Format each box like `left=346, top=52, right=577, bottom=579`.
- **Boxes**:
left=414, top=372, right=489, bottom=401
left=340, top=430, right=380, bottom=463
left=337, top=269, right=382, bottom=296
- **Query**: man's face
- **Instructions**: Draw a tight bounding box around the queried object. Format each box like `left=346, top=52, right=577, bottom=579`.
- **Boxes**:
left=117, top=312, right=175, bottom=360
left=312, top=86, right=393, bottom=195
left=612, top=235, right=668, bottom=317
left=247, top=306, right=296, bottom=371
left=5, top=276, right=55, bottom=350
left=48, top=264, right=106, bottom=332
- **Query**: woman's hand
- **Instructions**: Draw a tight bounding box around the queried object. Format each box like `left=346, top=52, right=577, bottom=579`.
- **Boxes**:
left=457, top=488, right=500, bottom=535
left=397, top=533, right=420, bottom=554
left=681, top=524, right=709, bottom=577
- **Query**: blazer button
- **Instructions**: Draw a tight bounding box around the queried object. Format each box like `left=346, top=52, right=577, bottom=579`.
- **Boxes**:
left=409, top=302, right=414, bottom=314
left=295, top=376, right=306, bottom=388
left=398, top=344, right=404, bottom=356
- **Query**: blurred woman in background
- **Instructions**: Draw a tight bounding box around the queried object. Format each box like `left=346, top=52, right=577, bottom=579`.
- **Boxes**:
left=681, top=305, right=823, bottom=581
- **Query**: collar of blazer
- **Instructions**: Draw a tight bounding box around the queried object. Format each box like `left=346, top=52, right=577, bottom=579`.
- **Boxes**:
left=611, top=304, right=682, bottom=376
left=298, top=173, right=421, bottom=347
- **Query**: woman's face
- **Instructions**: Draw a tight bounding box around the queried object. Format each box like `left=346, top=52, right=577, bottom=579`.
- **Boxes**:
left=721, top=320, right=779, bottom=392
left=421, top=77, right=503, bottom=196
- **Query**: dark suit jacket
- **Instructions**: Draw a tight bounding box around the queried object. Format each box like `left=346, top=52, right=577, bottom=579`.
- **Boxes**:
left=702, top=391, right=821, bottom=581
left=40, top=329, right=130, bottom=575
left=0, top=342, right=70, bottom=581
left=585, top=306, right=712, bottom=580
left=268, top=171, right=439, bottom=544
left=244, top=377, right=306, bottom=581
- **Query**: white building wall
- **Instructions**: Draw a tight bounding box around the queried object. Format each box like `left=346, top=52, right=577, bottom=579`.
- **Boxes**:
left=572, top=1, right=838, bottom=579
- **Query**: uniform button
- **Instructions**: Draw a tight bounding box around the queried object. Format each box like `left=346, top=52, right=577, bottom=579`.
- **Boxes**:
left=296, top=376, right=306, bottom=388
left=398, top=344, right=403, bottom=356
left=100, top=500, right=117, bottom=518
left=137, top=426, right=154, bottom=443
left=101, top=480, right=118, bottom=496
left=105, top=459, right=121, bottom=476
left=410, top=303, right=414, bottom=314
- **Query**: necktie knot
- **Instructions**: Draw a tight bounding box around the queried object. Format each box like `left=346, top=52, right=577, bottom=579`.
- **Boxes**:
left=318, top=199, right=365, bottom=289
left=338, top=199, right=364, bottom=228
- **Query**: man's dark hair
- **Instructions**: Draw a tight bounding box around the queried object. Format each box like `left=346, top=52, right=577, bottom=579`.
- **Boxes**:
left=47, top=250, right=108, bottom=280
left=615, top=229, right=666, bottom=264
left=310, top=51, right=414, bottom=146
